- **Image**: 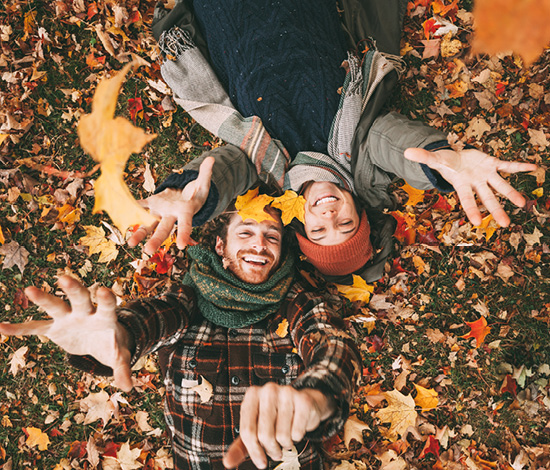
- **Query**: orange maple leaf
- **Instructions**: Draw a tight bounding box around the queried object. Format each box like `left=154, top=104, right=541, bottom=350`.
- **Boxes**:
left=401, top=182, right=425, bottom=206
left=473, top=0, right=550, bottom=66
left=235, top=189, right=275, bottom=223
left=271, top=190, right=306, bottom=225
left=413, top=384, right=439, bottom=412
left=77, top=63, right=158, bottom=234
left=25, top=427, right=50, bottom=451
left=391, top=211, right=417, bottom=245
left=461, top=316, right=491, bottom=348
left=336, top=275, right=374, bottom=304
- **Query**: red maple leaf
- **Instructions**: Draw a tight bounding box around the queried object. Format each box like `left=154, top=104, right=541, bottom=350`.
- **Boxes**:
left=391, top=211, right=417, bottom=245
left=461, top=317, right=491, bottom=348
left=128, top=97, right=144, bottom=123
left=431, top=194, right=452, bottom=212
left=419, top=435, right=441, bottom=458
left=500, top=374, right=517, bottom=397
left=150, top=247, right=175, bottom=274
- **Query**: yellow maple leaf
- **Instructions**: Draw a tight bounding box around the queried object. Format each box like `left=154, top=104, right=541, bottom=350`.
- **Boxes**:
left=25, top=426, right=50, bottom=451
left=474, top=214, right=498, bottom=241
left=336, top=275, right=374, bottom=304
left=276, top=319, right=289, bottom=338
left=271, top=190, right=306, bottom=225
left=401, top=182, right=425, bottom=206
left=413, top=384, right=439, bottom=412
left=0, top=225, right=4, bottom=245
left=80, top=225, right=119, bottom=264
left=375, top=390, right=418, bottom=441
left=343, top=414, right=370, bottom=447
left=77, top=63, right=158, bottom=234
left=235, top=189, right=275, bottom=223
left=0, top=134, right=9, bottom=147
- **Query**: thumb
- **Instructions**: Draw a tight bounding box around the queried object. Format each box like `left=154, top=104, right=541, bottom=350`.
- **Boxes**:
left=223, top=437, right=249, bottom=469
left=112, top=344, right=133, bottom=392
left=404, top=147, right=435, bottom=165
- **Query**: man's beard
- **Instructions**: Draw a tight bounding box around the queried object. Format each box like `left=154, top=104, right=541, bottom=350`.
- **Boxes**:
left=222, top=248, right=277, bottom=284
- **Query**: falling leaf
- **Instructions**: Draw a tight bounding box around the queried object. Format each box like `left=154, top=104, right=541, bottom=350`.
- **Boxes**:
left=80, top=225, right=119, bottom=263
left=343, top=415, right=370, bottom=447
left=273, top=446, right=300, bottom=470
left=336, top=275, right=374, bottom=303
left=0, top=240, right=30, bottom=273
left=25, top=427, right=51, bottom=451
left=473, top=0, right=550, bottom=65
left=414, top=384, right=439, bottom=411
left=375, top=390, right=418, bottom=441
left=235, top=189, right=275, bottom=223
left=77, top=63, right=158, bottom=234
left=401, top=182, right=425, bottom=206
left=271, top=190, right=306, bottom=225
left=9, top=345, right=28, bottom=376
left=80, top=390, right=116, bottom=426
left=276, top=319, right=289, bottom=338
left=461, top=316, right=491, bottom=348
left=116, top=441, right=143, bottom=470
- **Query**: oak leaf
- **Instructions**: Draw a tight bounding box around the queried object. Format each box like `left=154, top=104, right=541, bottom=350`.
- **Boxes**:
left=25, top=427, right=51, bottom=451
left=375, top=390, right=418, bottom=441
left=80, top=225, right=119, bottom=263
left=0, top=240, right=30, bottom=273
left=271, top=190, right=306, bottom=225
left=473, top=0, right=550, bottom=65
left=235, top=188, right=275, bottom=223
left=77, top=63, right=158, bottom=234
left=336, top=275, right=374, bottom=304
left=461, top=316, right=491, bottom=348
left=414, top=384, right=439, bottom=411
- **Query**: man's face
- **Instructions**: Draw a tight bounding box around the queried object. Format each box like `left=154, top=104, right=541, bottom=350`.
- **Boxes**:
left=302, top=182, right=360, bottom=246
left=215, top=213, right=283, bottom=284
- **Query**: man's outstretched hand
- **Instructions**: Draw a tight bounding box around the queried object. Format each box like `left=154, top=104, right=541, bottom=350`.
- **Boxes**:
left=404, top=148, right=537, bottom=227
left=127, top=156, right=215, bottom=255
left=0, top=276, right=133, bottom=392
left=223, top=384, right=335, bottom=469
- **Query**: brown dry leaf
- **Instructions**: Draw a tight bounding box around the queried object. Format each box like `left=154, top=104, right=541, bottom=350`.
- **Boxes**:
left=190, top=375, right=213, bottom=404
left=77, top=63, right=158, bottom=234
left=116, top=441, right=143, bottom=470
left=10, top=345, right=28, bottom=376
left=336, top=275, right=374, bottom=304
left=0, top=240, right=30, bottom=273
left=25, top=427, right=51, bottom=451
left=276, top=319, right=289, bottom=338
left=235, top=188, right=275, bottom=223
left=273, top=446, right=300, bottom=470
left=343, top=415, right=370, bottom=447
left=80, top=225, right=119, bottom=263
left=375, top=390, right=418, bottom=441
left=271, top=190, right=306, bottom=225
left=80, top=390, right=116, bottom=426
left=524, top=227, right=543, bottom=246
left=473, top=0, right=550, bottom=65
left=414, top=384, right=439, bottom=411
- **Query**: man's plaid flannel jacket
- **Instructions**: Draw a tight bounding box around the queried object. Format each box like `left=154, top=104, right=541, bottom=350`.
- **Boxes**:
left=72, top=280, right=362, bottom=470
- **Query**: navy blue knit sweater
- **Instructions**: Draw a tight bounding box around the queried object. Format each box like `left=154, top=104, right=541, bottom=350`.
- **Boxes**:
left=192, top=0, right=349, bottom=157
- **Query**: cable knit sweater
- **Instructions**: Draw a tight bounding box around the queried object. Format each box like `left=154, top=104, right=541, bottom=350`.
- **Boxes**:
left=192, top=0, right=349, bottom=156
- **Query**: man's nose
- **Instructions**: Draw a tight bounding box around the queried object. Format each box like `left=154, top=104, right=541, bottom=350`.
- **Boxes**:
left=251, top=234, right=268, bottom=249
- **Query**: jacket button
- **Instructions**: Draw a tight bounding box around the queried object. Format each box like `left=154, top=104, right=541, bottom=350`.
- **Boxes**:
left=228, top=329, right=238, bottom=338
left=231, top=375, right=240, bottom=385
left=281, top=364, right=290, bottom=374
left=189, top=359, right=197, bottom=368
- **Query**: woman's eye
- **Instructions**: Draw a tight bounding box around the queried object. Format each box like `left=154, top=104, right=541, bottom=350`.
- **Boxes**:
left=311, top=228, right=324, bottom=233
left=340, top=220, right=352, bottom=226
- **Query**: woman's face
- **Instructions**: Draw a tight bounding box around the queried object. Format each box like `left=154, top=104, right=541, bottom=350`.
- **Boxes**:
left=302, top=182, right=360, bottom=246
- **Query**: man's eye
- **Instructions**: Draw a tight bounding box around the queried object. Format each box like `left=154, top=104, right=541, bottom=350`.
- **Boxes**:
left=268, top=236, right=280, bottom=242
left=239, top=232, right=252, bottom=237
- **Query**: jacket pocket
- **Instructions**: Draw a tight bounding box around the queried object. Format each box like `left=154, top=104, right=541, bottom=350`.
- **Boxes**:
left=172, top=346, right=225, bottom=419
left=252, top=352, right=303, bottom=387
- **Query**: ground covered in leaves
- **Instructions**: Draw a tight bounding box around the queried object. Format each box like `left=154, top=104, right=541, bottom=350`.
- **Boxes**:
left=0, top=1, right=549, bottom=469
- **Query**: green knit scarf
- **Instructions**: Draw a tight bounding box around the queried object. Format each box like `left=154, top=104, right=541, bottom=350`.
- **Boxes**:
left=182, top=245, right=295, bottom=328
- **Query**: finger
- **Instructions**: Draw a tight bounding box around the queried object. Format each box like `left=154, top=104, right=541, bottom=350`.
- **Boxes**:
left=143, top=216, right=177, bottom=255
left=223, top=437, right=249, bottom=469
left=453, top=184, right=483, bottom=226
left=239, top=387, right=268, bottom=469
left=496, top=161, right=538, bottom=174
left=25, top=286, right=70, bottom=319
left=57, top=276, right=93, bottom=315
left=127, top=224, right=155, bottom=247
left=404, top=148, right=441, bottom=168
left=96, top=287, right=118, bottom=319
left=488, top=175, right=527, bottom=208
left=112, top=342, right=133, bottom=392
left=0, top=319, right=53, bottom=336
left=195, top=156, right=215, bottom=191
left=275, top=387, right=295, bottom=450
left=176, top=211, right=195, bottom=250
left=257, top=385, right=282, bottom=461
left=291, top=394, right=317, bottom=443
left=475, top=183, right=510, bottom=227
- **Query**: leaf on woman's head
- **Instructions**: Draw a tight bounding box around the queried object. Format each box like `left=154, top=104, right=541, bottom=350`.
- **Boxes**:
left=77, top=63, right=158, bottom=234
left=271, top=190, right=306, bottom=225
left=235, top=188, right=275, bottom=223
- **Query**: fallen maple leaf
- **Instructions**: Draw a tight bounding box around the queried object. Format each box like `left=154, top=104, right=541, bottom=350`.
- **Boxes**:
left=375, top=390, right=418, bottom=441
left=80, top=225, right=119, bottom=263
left=77, top=63, right=158, bottom=234
left=414, top=384, right=439, bottom=411
left=0, top=240, right=30, bottom=273
left=80, top=390, right=116, bottom=426
left=276, top=319, right=289, bottom=338
left=343, top=414, right=370, bottom=447
left=271, top=190, right=306, bottom=225
left=473, top=0, right=550, bottom=65
left=25, top=427, right=51, bottom=451
left=461, top=316, right=491, bottom=348
left=474, top=214, right=498, bottom=241
left=401, top=182, right=425, bottom=206
left=419, top=435, right=441, bottom=459
left=235, top=188, right=275, bottom=223
left=274, top=446, right=300, bottom=470
left=116, top=441, right=143, bottom=470
left=9, top=345, right=28, bottom=376
left=336, top=275, right=374, bottom=303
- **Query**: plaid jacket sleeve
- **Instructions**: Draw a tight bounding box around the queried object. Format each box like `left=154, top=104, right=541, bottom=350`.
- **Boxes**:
left=67, top=283, right=197, bottom=376
left=288, top=284, right=362, bottom=441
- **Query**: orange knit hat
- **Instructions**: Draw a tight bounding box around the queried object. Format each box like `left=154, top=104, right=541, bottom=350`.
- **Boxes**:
left=295, top=210, right=373, bottom=276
